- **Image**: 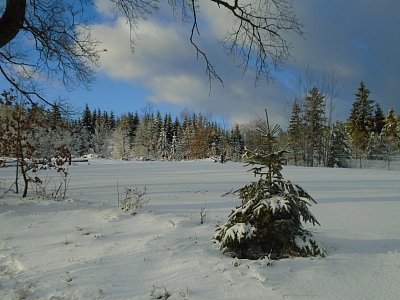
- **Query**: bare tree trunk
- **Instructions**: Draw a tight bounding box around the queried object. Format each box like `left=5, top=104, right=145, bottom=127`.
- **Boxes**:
left=0, top=0, right=26, bottom=48
left=16, top=112, right=28, bottom=197
left=20, top=158, right=28, bottom=197
left=15, top=158, right=19, bottom=194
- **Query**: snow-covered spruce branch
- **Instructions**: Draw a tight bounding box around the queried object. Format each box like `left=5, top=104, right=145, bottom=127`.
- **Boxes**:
left=214, top=109, right=324, bottom=259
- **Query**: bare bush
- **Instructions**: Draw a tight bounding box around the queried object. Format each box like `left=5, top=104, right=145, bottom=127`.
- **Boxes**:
left=199, top=203, right=207, bottom=224
left=118, top=186, right=149, bottom=215
left=28, top=156, right=71, bottom=201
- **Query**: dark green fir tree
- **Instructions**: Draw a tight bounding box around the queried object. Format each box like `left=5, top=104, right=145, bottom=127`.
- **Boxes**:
left=327, top=122, right=352, bottom=168
left=287, top=100, right=304, bottom=166
left=347, top=81, right=374, bottom=161
left=214, top=109, right=324, bottom=259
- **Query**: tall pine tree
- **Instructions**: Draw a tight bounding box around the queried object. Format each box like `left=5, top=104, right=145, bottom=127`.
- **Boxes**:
left=372, top=104, right=385, bottom=134
left=327, top=122, right=352, bottom=167
left=347, top=81, right=374, bottom=164
left=382, top=108, right=399, bottom=156
left=287, top=100, right=304, bottom=166
left=303, top=87, right=326, bottom=167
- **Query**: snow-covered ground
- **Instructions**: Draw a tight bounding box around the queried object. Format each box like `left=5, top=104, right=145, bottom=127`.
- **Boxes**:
left=1, top=160, right=400, bottom=299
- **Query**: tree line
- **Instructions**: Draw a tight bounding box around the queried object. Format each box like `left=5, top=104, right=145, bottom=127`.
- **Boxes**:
left=71, top=104, right=245, bottom=162
left=285, top=81, right=400, bottom=168
left=65, top=81, right=400, bottom=168
left=0, top=90, right=245, bottom=196
left=1, top=81, right=400, bottom=173
left=0, top=95, right=246, bottom=164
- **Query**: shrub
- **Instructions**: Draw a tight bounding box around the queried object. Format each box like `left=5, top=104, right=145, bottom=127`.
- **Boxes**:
left=214, top=109, right=324, bottom=259
left=118, top=186, right=149, bottom=215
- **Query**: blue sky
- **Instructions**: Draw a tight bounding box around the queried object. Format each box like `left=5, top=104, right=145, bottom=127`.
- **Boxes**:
left=6, top=1, right=400, bottom=127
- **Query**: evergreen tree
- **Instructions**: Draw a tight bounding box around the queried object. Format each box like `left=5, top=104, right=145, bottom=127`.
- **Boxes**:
left=91, top=109, right=100, bottom=135
left=92, top=115, right=112, bottom=157
left=82, top=103, right=93, bottom=134
left=70, top=121, right=91, bottom=157
left=230, top=124, right=245, bottom=162
left=163, top=113, right=173, bottom=144
left=214, top=109, right=323, bottom=259
left=208, top=123, right=219, bottom=159
left=127, top=112, right=139, bottom=149
left=287, top=100, right=304, bottom=166
left=155, top=111, right=163, bottom=137
left=157, top=127, right=169, bottom=159
left=397, top=114, right=400, bottom=146
left=112, top=117, right=130, bottom=159
left=382, top=108, right=399, bottom=156
left=180, top=118, right=193, bottom=159
left=347, top=81, right=374, bottom=163
left=173, top=116, right=181, bottom=137
left=169, top=133, right=179, bottom=161
left=36, top=109, right=71, bottom=162
left=132, top=114, right=156, bottom=159
left=109, top=111, right=116, bottom=130
left=303, top=87, right=326, bottom=167
left=103, top=111, right=110, bottom=129
left=327, top=122, right=352, bottom=167
left=367, top=131, right=387, bottom=160
left=149, top=113, right=159, bottom=157
left=189, top=113, right=208, bottom=159
left=383, top=109, right=398, bottom=140
left=373, top=104, right=385, bottom=134
left=48, top=104, right=63, bottom=131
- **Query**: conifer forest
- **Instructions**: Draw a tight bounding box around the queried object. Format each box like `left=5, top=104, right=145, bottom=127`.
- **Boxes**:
left=1, top=81, right=400, bottom=170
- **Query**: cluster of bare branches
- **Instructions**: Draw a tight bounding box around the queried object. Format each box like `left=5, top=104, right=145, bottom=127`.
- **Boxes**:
left=214, top=0, right=303, bottom=82
left=173, top=0, right=303, bottom=85
left=0, top=0, right=101, bottom=106
left=0, top=0, right=302, bottom=105
left=118, top=185, right=149, bottom=215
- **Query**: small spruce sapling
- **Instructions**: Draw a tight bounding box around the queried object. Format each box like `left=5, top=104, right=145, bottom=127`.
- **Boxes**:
left=214, top=109, right=324, bottom=259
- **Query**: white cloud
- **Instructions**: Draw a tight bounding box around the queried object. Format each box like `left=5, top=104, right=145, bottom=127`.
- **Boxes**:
left=89, top=7, right=290, bottom=126
left=94, top=0, right=115, bottom=19
left=93, top=18, right=192, bottom=79
left=90, top=8, right=293, bottom=126
left=148, top=74, right=206, bottom=106
left=89, top=0, right=400, bottom=126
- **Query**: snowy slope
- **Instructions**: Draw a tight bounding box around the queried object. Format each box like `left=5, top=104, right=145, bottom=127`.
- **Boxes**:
left=1, top=160, right=400, bottom=299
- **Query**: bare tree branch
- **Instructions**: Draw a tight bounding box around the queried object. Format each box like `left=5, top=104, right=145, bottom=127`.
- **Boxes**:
left=0, top=0, right=104, bottom=107
left=189, top=0, right=223, bottom=87
left=210, top=0, right=303, bottom=82
left=0, top=0, right=303, bottom=107
left=110, top=0, right=159, bottom=51
left=0, top=64, right=50, bottom=106
left=169, top=0, right=302, bottom=84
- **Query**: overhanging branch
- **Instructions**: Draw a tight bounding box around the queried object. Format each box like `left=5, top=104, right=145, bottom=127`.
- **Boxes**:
left=0, top=0, right=27, bottom=48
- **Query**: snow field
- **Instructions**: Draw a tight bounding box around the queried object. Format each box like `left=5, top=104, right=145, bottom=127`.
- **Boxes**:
left=0, top=160, right=400, bottom=299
